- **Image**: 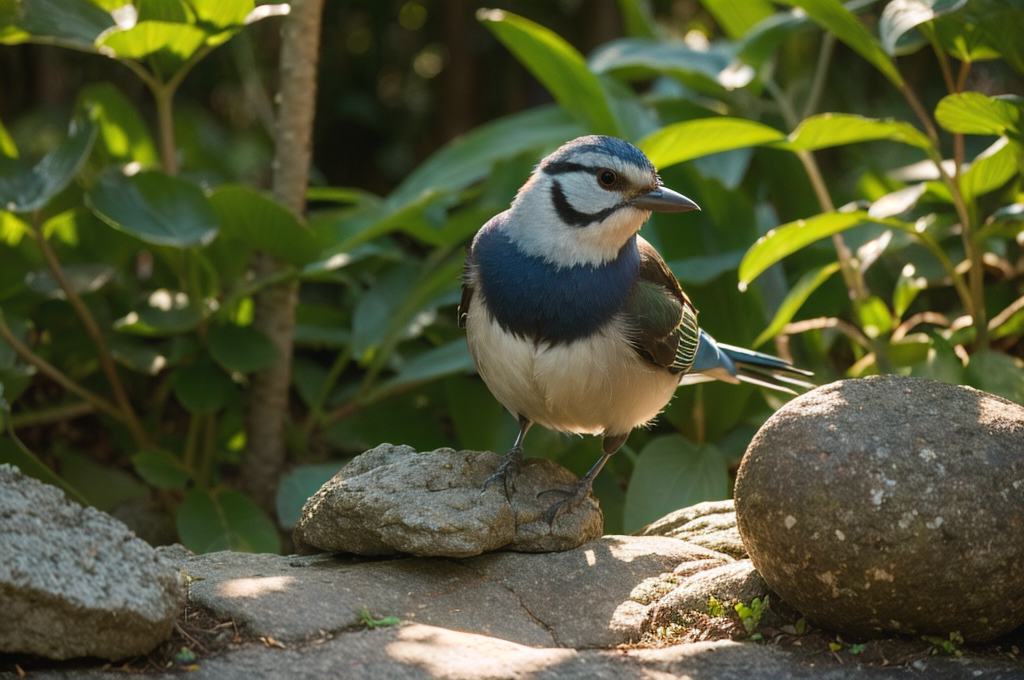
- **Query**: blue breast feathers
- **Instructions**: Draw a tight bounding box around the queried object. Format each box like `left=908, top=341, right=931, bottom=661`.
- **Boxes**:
left=473, top=224, right=639, bottom=344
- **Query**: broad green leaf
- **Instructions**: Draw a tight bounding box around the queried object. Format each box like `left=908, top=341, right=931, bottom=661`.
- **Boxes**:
left=736, top=7, right=816, bottom=67
left=479, top=9, right=619, bottom=136
left=53, top=447, right=148, bottom=512
left=293, top=303, right=350, bottom=348
left=177, top=487, right=281, bottom=553
left=136, top=0, right=194, bottom=24
left=753, top=261, right=841, bottom=347
left=784, top=0, right=905, bottom=88
left=307, top=186, right=381, bottom=207
left=107, top=335, right=169, bottom=374
left=131, top=447, right=191, bottom=489
left=0, top=116, right=16, bottom=158
left=1, top=0, right=114, bottom=50
left=588, top=38, right=740, bottom=95
left=856, top=295, right=894, bottom=338
left=351, top=263, right=420, bottom=361
left=87, top=170, right=219, bottom=247
left=623, top=435, right=728, bottom=533
left=935, top=92, right=1022, bottom=137
left=183, top=0, right=252, bottom=30
left=75, top=82, right=159, bottom=167
left=313, top=192, right=448, bottom=255
left=739, top=211, right=911, bottom=285
left=0, top=436, right=89, bottom=506
left=24, top=263, right=114, bottom=298
left=888, top=333, right=931, bottom=366
left=173, top=360, right=234, bottom=414
left=933, top=1, right=1024, bottom=73
left=702, top=0, right=776, bottom=39
left=208, top=184, right=319, bottom=266
left=991, top=294, right=1024, bottom=340
left=615, top=0, right=657, bottom=38
left=0, top=115, right=95, bottom=212
left=114, top=290, right=204, bottom=336
left=784, top=113, right=933, bottom=152
left=276, top=462, right=344, bottom=530
left=893, top=263, right=928, bottom=317
left=377, top=340, right=477, bottom=393
left=207, top=323, right=279, bottom=374
left=964, top=350, right=1024, bottom=404
left=667, top=251, right=744, bottom=286
left=879, top=0, right=967, bottom=55
left=98, top=21, right=209, bottom=78
left=639, top=117, right=785, bottom=169
left=960, top=137, right=1021, bottom=202
left=0, top=210, right=29, bottom=245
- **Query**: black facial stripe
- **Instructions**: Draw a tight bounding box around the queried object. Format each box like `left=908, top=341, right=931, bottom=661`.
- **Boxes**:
left=550, top=180, right=626, bottom=227
left=543, top=161, right=605, bottom=176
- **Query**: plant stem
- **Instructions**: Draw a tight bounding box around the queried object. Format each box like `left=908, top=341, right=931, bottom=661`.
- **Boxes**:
left=153, top=84, right=178, bottom=175
left=302, top=346, right=351, bottom=440
left=30, top=220, right=149, bottom=447
left=802, top=33, right=836, bottom=120
left=183, top=414, right=202, bottom=475
left=10, top=401, right=95, bottom=428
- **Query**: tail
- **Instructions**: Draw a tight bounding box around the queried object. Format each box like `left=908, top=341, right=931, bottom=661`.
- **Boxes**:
left=681, top=330, right=814, bottom=394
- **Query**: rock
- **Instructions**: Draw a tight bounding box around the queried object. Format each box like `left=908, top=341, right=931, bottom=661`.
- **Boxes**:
left=169, top=535, right=721, bottom=649
left=293, top=443, right=603, bottom=557
left=734, top=376, right=1024, bottom=642
left=637, top=500, right=746, bottom=559
left=644, top=560, right=769, bottom=631
left=0, top=464, right=185, bottom=660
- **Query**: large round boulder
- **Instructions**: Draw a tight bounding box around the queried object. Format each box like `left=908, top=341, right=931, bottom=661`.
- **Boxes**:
left=735, top=375, right=1024, bottom=642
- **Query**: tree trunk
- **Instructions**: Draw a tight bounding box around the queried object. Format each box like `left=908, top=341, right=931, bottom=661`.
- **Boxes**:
left=242, top=0, right=324, bottom=515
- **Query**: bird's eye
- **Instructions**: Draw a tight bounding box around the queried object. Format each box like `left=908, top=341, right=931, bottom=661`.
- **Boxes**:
left=597, top=169, right=617, bottom=188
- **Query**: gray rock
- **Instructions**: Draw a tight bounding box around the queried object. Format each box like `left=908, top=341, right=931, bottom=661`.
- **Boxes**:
left=735, top=376, right=1024, bottom=642
left=167, top=535, right=718, bottom=649
left=637, top=500, right=746, bottom=559
left=0, top=464, right=185, bottom=660
left=644, top=560, right=769, bottom=630
left=293, top=444, right=603, bottom=557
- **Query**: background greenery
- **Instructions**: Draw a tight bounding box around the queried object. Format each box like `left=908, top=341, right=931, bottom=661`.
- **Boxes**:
left=1, top=0, right=1021, bottom=551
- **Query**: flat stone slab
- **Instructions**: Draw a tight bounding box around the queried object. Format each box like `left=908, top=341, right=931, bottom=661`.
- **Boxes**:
left=175, top=535, right=723, bottom=649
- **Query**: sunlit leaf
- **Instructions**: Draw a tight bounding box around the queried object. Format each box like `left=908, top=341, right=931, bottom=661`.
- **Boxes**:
left=615, top=0, right=657, bottom=38
left=784, top=113, right=934, bottom=152
left=894, top=263, right=928, bottom=317
left=0, top=116, right=16, bottom=158
left=588, top=38, right=740, bottom=95
left=702, top=0, right=776, bottom=39
left=0, top=115, right=95, bottom=212
left=753, top=261, right=841, bottom=347
left=1, top=0, right=114, bottom=50
left=935, top=92, right=1023, bottom=137
left=479, top=9, right=620, bottom=135
left=183, top=0, right=252, bottom=30
left=98, top=21, right=209, bottom=78
left=960, top=137, right=1021, bottom=203
left=623, top=435, right=728, bottom=533
left=640, top=117, right=785, bottom=169
left=736, top=7, right=816, bottom=67
left=177, top=487, right=281, bottom=553
left=114, top=290, right=204, bottom=336
left=208, top=184, right=319, bottom=266
left=856, top=295, right=894, bottom=338
left=75, top=82, right=159, bottom=167
left=87, top=169, right=219, bottom=247
left=879, top=0, right=966, bottom=55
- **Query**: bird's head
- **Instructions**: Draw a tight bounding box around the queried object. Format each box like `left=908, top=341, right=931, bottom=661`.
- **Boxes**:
left=506, top=135, right=699, bottom=268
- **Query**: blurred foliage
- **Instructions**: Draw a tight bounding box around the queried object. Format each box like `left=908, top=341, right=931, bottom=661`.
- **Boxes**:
left=1, top=0, right=1022, bottom=551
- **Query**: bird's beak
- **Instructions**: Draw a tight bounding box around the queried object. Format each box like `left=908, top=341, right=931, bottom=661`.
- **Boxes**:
left=632, top=187, right=700, bottom=213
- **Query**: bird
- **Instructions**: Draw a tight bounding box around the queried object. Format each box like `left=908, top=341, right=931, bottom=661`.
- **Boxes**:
left=458, top=135, right=811, bottom=522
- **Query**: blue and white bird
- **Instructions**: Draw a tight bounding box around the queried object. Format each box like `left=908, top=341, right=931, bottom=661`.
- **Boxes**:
left=459, top=135, right=811, bottom=521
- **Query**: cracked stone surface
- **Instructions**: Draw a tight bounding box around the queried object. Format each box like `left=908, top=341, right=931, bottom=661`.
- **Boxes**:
left=637, top=500, right=746, bottom=559
left=173, top=535, right=719, bottom=649
left=736, top=376, right=1024, bottom=642
left=0, top=464, right=184, bottom=661
left=293, top=444, right=603, bottom=558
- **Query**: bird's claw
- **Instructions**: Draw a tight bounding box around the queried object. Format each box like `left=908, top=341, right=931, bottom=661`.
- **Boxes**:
left=482, top=445, right=524, bottom=501
left=540, top=479, right=594, bottom=524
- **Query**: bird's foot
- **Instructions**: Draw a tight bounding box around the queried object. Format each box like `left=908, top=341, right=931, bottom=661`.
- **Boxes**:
left=540, top=478, right=594, bottom=525
left=482, top=445, right=524, bottom=501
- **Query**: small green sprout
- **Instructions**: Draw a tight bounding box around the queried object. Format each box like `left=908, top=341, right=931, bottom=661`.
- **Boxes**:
left=707, top=597, right=726, bottom=617
left=923, top=631, right=964, bottom=657
left=734, top=595, right=769, bottom=634
left=359, top=608, right=401, bottom=629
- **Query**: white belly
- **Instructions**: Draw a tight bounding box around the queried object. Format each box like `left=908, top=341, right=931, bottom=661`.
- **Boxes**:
left=465, top=300, right=679, bottom=436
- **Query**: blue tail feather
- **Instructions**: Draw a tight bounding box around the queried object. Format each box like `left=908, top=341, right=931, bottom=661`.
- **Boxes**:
left=689, top=331, right=813, bottom=394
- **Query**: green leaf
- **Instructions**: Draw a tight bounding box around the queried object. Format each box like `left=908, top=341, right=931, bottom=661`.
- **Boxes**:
left=856, top=295, right=894, bottom=338
left=173, top=360, right=234, bottom=414
left=98, top=21, right=209, bottom=78
left=0, top=436, right=90, bottom=506
left=623, top=435, right=728, bottom=533
left=784, top=0, right=905, bottom=87
left=960, top=137, right=1021, bottom=202
left=879, top=0, right=967, bottom=55
left=275, top=461, right=344, bottom=530
left=351, top=264, right=420, bottom=362
left=377, top=340, right=476, bottom=393
left=784, top=113, right=934, bottom=152
left=208, top=184, right=319, bottom=266
left=639, top=117, right=785, bottom=169
left=53, top=447, right=149, bottom=512
left=888, top=334, right=931, bottom=366
left=667, top=251, right=745, bottom=286
left=107, top=335, right=169, bottom=374
left=24, top=262, right=114, bottom=299
left=87, top=170, right=219, bottom=247
left=479, top=9, right=619, bottom=135
left=894, top=263, right=928, bottom=317
left=615, top=0, right=657, bottom=38
left=739, top=211, right=910, bottom=285
left=75, top=82, right=159, bottom=167
left=736, top=7, right=816, bottom=67
left=702, top=0, right=776, bottom=39
left=131, top=447, right=191, bottom=489
left=207, top=323, right=279, bottom=374
left=177, top=487, right=281, bottom=553
left=588, top=38, right=740, bottom=96
left=114, top=290, right=205, bottom=336
left=1, top=0, right=114, bottom=50
left=753, top=261, right=841, bottom=347
left=183, top=0, right=253, bottom=31
left=0, top=114, right=96, bottom=212
left=935, top=92, right=1023, bottom=137
left=964, top=350, right=1024, bottom=404
left=0, top=116, right=16, bottom=158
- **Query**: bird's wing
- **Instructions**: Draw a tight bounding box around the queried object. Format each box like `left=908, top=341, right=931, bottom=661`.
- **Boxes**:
left=458, top=242, right=475, bottom=329
left=621, top=237, right=699, bottom=375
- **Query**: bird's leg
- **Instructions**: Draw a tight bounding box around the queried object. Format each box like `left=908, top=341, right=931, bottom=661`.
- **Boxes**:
left=544, top=432, right=629, bottom=523
left=482, top=416, right=531, bottom=501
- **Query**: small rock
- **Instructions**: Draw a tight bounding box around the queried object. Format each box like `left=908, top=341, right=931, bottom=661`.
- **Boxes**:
left=293, top=444, right=602, bottom=557
left=637, top=500, right=746, bottom=559
left=644, top=560, right=769, bottom=631
left=0, top=464, right=185, bottom=660
left=735, top=376, right=1024, bottom=641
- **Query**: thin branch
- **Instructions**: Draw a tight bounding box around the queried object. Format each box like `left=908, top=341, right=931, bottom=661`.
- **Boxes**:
left=892, top=311, right=950, bottom=341
left=987, top=293, right=1024, bottom=333
left=782, top=316, right=873, bottom=350
left=31, top=219, right=149, bottom=447
left=802, top=33, right=836, bottom=120
left=10, top=401, right=95, bottom=428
